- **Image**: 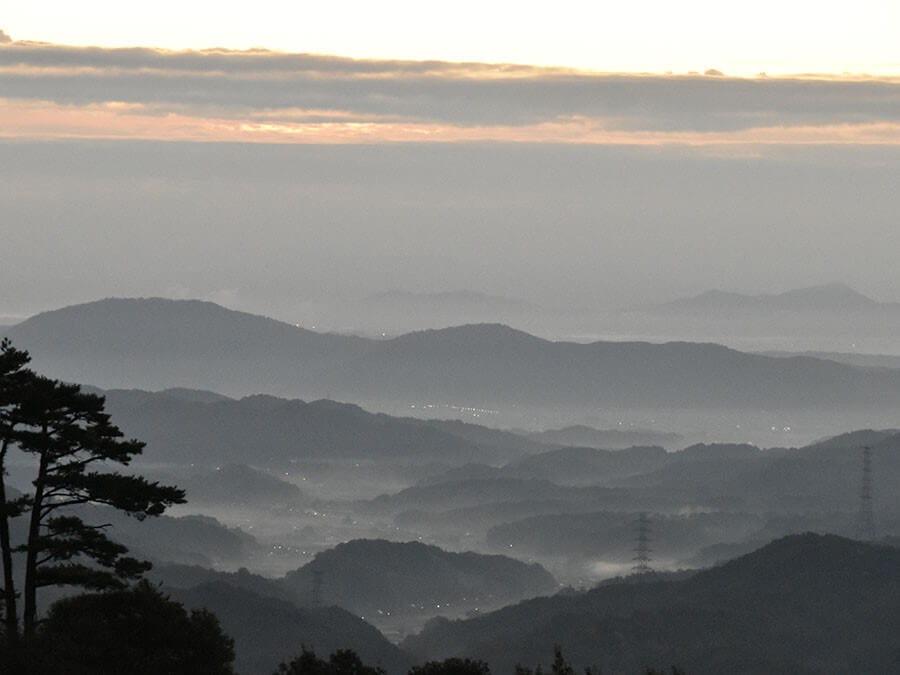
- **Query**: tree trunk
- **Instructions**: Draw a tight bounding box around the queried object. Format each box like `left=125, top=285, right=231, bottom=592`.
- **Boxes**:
left=22, top=447, right=48, bottom=637
left=0, top=440, right=19, bottom=645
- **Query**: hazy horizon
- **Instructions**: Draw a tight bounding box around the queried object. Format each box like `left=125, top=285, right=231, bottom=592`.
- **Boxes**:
left=4, top=140, right=900, bottom=327
left=4, top=28, right=900, bottom=331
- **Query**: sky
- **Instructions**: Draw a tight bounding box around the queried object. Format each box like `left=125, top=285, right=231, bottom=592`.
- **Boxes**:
left=1, top=6, right=899, bottom=325
left=4, top=1, right=900, bottom=76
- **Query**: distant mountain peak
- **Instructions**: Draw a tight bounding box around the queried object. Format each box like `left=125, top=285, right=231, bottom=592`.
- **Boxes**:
left=16, top=296, right=294, bottom=329
left=389, top=322, right=549, bottom=346
left=160, top=387, right=233, bottom=404
left=654, top=283, right=881, bottom=313
left=774, top=283, right=876, bottom=305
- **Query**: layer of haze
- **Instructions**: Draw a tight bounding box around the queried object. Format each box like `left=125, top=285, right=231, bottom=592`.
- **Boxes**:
left=3, top=140, right=900, bottom=324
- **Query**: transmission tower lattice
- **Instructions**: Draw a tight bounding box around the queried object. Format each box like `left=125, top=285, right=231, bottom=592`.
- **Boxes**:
left=856, top=445, right=876, bottom=541
left=632, top=512, right=652, bottom=574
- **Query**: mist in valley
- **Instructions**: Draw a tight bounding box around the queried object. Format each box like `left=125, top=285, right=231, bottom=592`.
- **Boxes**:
left=4, top=19, right=900, bottom=674
left=5, top=257, right=900, bottom=674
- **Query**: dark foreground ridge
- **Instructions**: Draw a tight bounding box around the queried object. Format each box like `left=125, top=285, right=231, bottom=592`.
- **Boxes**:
left=173, top=582, right=412, bottom=675
left=403, top=534, right=900, bottom=674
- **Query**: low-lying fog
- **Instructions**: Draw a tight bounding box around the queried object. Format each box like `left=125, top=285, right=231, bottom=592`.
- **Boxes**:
left=359, top=400, right=899, bottom=450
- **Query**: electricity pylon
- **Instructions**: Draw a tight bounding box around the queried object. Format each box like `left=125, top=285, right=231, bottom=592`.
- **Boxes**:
left=632, top=512, right=652, bottom=574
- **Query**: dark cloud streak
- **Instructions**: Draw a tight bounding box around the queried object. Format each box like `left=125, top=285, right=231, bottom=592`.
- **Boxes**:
left=1, top=42, right=899, bottom=131
left=0, top=42, right=527, bottom=74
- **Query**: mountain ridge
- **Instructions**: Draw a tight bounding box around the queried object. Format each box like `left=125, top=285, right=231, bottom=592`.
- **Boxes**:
left=402, top=533, right=900, bottom=674
left=9, top=296, right=900, bottom=411
left=648, top=283, right=893, bottom=314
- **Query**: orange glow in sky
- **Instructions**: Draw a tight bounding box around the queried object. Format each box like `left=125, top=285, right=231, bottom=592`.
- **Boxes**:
left=2, top=98, right=899, bottom=147
left=2, top=6, right=899, bottom=148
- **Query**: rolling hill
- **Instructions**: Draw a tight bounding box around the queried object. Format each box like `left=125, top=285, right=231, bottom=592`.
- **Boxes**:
left=4, top=297, right=368, bottom=396
left=403, top=533, right=900, bottom=674
left=282, top=539, right=557, bottom=621
left=526, top=425, right=684, bottom=450
left=607, top=284, right=900, bottom=354
left=96, top=387, right=508, bottom=465
left=649, top=283, right=887, bottom=314
left=8, top=296, right=900, bottom=411
left=173, top=582, right=411, bottom=675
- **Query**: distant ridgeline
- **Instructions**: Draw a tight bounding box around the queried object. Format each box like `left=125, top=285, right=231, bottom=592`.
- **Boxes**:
left=8, top=297, right=900, bottom=409
left=363, top=429, right=900, bottom=517
left=92, top=387, right=529, bottom=465
left=23, top=384, right=900, bottom=522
